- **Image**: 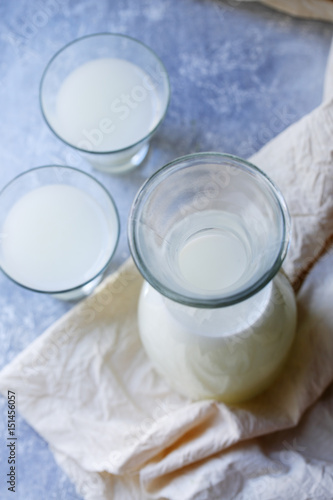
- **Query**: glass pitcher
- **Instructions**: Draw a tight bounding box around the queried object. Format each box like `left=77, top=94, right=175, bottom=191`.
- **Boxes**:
left=128, top=153, right=297, bottom=403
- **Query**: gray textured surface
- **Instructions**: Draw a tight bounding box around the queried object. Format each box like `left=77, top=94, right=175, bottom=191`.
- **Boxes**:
left=0, top=0, right=331, bottom=499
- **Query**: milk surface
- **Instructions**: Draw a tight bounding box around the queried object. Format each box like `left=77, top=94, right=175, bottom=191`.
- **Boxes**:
left=55, top=58, right=160, bottom=151
left=0, top=185, right=117, bottom=291
left=179, top=230, right=248, bottom=291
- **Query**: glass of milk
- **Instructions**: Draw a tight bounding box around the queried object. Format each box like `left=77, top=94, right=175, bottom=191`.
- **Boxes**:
left=128, top=153, right=297, bottom=403
left=40, top=33, right=170, bottom=174
left=0, top=166, right=120, bottom=300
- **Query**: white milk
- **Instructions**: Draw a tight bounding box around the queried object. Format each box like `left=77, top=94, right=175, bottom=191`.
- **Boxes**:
left=0, top=185, right=117, bottom=292
left=55, top=58, right=160, bottom=151
left=178, top=230, right=248, bottom=291
left=138, top=274, right=296, bottom=402
left=138, top=216, right=296, bottom=402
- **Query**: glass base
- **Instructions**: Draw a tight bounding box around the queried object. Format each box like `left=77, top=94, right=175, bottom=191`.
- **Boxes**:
left=82, top=142, right=150, bottom=174
left=51, top=274, right=103, bottom=301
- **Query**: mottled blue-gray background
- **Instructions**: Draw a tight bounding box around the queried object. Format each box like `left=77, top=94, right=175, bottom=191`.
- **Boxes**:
left=0, top=0, right=331, bottom=498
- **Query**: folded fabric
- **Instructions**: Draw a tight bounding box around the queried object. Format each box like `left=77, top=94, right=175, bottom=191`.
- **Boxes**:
left=251, top=98, right=333, bottom=290
left=1, top=246, right=333, bottom=499
left=237, top=0, right=333, bottom=22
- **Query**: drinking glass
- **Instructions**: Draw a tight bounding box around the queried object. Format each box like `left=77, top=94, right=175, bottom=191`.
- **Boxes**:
left=0, top=166, right=120, bottom=300
left=40, top=33, right=170, bottom=174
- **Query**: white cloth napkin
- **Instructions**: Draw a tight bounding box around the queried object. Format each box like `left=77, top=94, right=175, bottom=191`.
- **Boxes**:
left=1, top=5, right=333, bottom=500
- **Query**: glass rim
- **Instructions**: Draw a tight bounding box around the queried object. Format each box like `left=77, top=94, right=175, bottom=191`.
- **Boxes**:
left=128, top=152, right=291, bottom=308
left=0, top=165, right=120, bottom=295
left=39, top=32, right=171, bottom=155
